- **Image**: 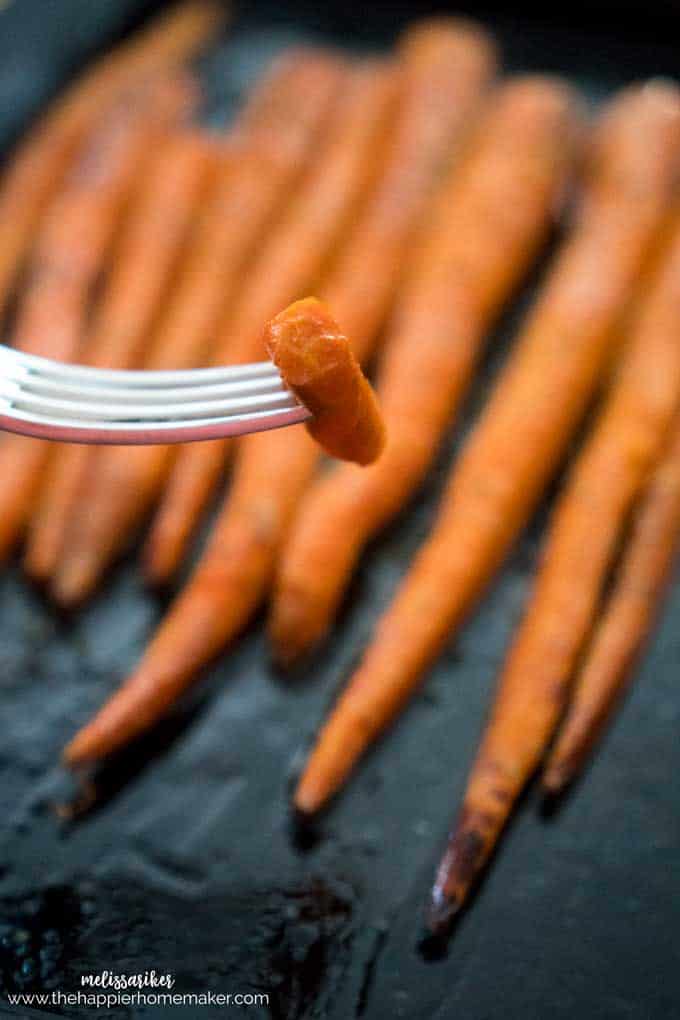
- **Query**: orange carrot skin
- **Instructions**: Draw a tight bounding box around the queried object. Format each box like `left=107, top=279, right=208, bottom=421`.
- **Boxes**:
left=265, top=297, right=386, bottom=464
left=427, top=207, right=680, bottom=932
left=50, top=53, right=347, bottom=606
left=144, top=18, right=498, bottom=585
left=293, top=81, right=680, bottom=819
left=0, top=0, right=225, bottom=323
left=24, top=130, right=216, bottom=583
left=270, top=77, right=582, bottom=664
left=543, top=418, right=680, bottom=794
left=0, top=78, right=197, bottom=562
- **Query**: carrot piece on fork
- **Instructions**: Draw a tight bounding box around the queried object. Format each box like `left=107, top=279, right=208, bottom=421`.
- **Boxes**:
left=63, top=298, right=380, bottom=766
left=428, top=205, right=680, bottom=935
left=0, top=0, right=225, bottom=324
left=543, top=412, right=680, bottom=796
left=23, top=128, right=216, bottom=583
left=0, top=75, right=197, bottom=562
left=264, top=297, right=386, bottom=465
left=52, top=57, right=394, bottom=607
left=292, top=81, right=680, bottom=821
left=270, top=75, right=582, bottom=665
left=144, top=17, right=498, bottom=585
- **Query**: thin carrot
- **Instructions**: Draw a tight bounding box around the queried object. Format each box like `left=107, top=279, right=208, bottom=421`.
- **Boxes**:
left=144, top=17, right=498, bottom=584
left=63, top=297, right=381, bottom=765
left=0, top=0, right=225, bottom=323
left=0, top=77, right=196, bottom=562
left=543, top=414, right=680, bottom=795
left=52, top=58, right=394, bottom=607
left=270, top=76, right=582, bottom=664
left=24, top=129, right=216, bottom=583
left=264, top=297, right=386, bottom=464
left=292, top=81, right=680, bottom=820
left=427, top=205, right=680, bottom=934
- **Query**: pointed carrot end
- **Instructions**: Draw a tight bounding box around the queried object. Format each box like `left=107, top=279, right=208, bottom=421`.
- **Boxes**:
left=23, top=542, right=56, bottom=586
left=425, top=884, right=463, bottom=937
left=542, top=757, right=574, bottom=797
left=63, top=728, right=96, bottom=769
left=51, top=552, right=101, bottom=608
left=268, top=606, right=315, bottom=669
left=292, top=775, right=325, bottom=817
left=268, top=580, right=330, bottom=668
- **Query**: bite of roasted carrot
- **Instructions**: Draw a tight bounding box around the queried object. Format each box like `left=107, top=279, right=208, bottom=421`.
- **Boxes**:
left=265, top=297, right=385, bottom=465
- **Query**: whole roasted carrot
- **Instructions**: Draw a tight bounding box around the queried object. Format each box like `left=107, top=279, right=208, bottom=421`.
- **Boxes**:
left=52, top=59, right=395, bottom=607
left=427, top=205, right=680, bottom=933
left=23, top=129, right=216, bottom=583
left=270, top=76, right=582, bottom=664
left=293, top=81, right=680, bottom=819
left=0, top=0, right=225, bottom=323
left=63, top=298, right=382, bottom=765
left=0, top=77, right=196, bottom=562
left=543, top=415, right=680, bottom=795
left=144, top=17, right=498, bottom=584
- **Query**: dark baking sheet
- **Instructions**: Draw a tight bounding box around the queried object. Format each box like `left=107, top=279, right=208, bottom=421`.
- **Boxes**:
left=1, top=3, right=680, bottom=1018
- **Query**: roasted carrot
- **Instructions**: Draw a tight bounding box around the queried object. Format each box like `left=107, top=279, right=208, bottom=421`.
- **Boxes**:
left=543, top=415, right=680, bottom=795
left=265, top=297, right=386, bottom=464
left=292, top=81, right=680, bottom=819
left=270, top=76, right=582, bottom=664
left=0, top=0, right=225, bottom=323
left=145, top=17, right=497, bottom=584
left=427, top=205, right=680, bottom=933
left=23, top=129, right=216, bottom=583
left=0, top=77, right=196, bottom=562
left=52, top=59, right=394, bottom=607
left=63, top=296, right=381, bottom=765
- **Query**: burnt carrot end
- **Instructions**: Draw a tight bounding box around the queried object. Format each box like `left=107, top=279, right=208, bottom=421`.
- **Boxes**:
left=264, top=297, right=386, bottom=465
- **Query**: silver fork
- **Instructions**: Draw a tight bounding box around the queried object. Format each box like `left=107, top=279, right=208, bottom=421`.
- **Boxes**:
left=0, top=345, right=311, bottom=444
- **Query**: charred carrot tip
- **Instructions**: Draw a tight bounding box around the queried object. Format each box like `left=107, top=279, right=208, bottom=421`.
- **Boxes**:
left=542, top=759, right=576, bottom=796
left=425, top=887, right=463, bottom=936
left=263, top=297, right=386, bottom=466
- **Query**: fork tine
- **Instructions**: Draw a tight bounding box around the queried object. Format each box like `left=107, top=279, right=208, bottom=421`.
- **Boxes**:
left=0, top=403, right=311, bottom=445
left=2, top=346, right=279, bottom=387
left=15, top=369, right=288, bottom=404
left=4, top=386, right=300, bottom=422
